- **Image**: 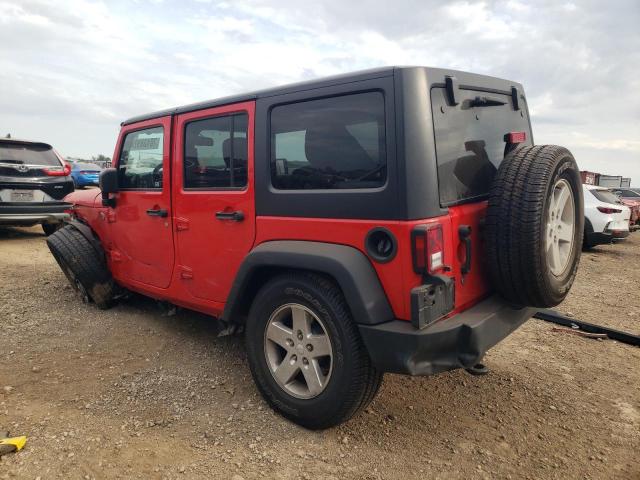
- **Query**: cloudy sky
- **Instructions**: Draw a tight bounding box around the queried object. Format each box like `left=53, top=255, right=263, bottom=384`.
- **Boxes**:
left=1, top=0, right=639, bottom=181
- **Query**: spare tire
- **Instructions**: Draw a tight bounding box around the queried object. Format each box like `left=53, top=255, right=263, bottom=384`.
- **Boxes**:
left=47, top=225, right=115, bottom=309
left=485, top=145, right=583, bottom=307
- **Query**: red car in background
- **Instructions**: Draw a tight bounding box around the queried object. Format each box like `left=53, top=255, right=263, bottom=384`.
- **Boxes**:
left=611, top=188, right=640, bottom=229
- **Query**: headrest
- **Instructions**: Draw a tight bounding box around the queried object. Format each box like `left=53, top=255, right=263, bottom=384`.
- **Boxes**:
left=304, top=124, right=375, bottom=172
left=222, top=137, right=248, bottom=167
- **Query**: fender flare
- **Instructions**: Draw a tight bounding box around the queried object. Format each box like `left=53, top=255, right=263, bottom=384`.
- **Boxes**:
left=222, top=241, right=394, bottom=326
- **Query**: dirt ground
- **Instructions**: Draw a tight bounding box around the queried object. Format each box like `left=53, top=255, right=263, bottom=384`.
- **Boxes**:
left=1, top=226, right=639, bottom=480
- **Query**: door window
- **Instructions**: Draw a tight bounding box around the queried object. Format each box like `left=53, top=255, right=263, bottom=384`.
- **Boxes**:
left=117, top=127, right=164, bottom=190
left=183, top=113, right=248, bottom=189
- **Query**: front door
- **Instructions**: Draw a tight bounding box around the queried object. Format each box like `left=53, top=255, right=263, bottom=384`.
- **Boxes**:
left=173, top=102, right=256, bottom=302
left=108, top=116, right=174, bottom=288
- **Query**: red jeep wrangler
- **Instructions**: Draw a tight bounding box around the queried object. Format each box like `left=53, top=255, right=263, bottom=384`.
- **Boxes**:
left=47, top=67, right=583, bottom=429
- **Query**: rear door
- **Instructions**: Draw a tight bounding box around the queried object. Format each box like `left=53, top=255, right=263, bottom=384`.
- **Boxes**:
left=108, top=117, right=174, bottom=288
left=173, top=101, right=256, bottom=302
left=431, top=86, right=532, bottom=309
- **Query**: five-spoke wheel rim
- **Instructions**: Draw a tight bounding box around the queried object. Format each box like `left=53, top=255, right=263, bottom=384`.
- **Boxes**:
left=546, top=179, right=576, bottom=276
left=263, top=303, right=333, bottom=399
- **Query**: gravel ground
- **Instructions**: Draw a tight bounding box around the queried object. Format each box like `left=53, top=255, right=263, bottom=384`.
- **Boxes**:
left=1, top=226, right=639, bottom=479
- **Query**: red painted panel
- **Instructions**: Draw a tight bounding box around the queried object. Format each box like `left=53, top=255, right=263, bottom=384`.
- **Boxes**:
left=172, top=101, right=256, bottom=303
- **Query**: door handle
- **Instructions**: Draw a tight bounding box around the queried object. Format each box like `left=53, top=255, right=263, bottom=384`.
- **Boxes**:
left=146, top=208, right=168, bottom=218
left=215, top=210, right=244, bottom=222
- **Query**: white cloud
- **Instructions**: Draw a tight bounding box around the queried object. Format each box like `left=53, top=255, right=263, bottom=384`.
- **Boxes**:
left=0, top=0, right=638, bottom=182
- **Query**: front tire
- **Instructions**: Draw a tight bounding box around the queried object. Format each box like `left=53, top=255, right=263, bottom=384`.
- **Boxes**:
left=46, top=225, right=115, bottom=309
left=245, top=273, right=382, bottom=429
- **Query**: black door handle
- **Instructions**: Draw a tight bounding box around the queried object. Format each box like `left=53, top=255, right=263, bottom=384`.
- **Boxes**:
left=459, top=225, right=472, bottom=275
left=146, top=208, right=168, bottom=218
left=215, top=210, right=244, bottom=221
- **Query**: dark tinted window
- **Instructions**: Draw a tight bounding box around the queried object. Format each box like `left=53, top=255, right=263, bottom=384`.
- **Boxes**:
left=184, top=113, right=248, bottom=189
left=432, top=87, right=531, bottom=206
left=0, top=142, right=60, bottom=166
left=118, top=127, right=164, bottom=189
left=270, top=92, right=386, bottom=190
left=592, top=189, right=623, bottom=204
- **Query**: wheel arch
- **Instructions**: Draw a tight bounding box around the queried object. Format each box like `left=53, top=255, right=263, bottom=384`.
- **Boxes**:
left=222, top=241, right=394, bottom=326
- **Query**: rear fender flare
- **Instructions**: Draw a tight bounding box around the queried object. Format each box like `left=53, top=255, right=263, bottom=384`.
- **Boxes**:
left=223, top=241, right=394, bottom=326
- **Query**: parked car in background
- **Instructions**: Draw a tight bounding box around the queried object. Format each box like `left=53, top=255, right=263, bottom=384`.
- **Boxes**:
left=583, top=185, right=630, bottom=248
left=0, top=138, right=73, bottom=235
left=611, top=188, right=640, bottom=229
left=71, top=162, right=102, bottom=188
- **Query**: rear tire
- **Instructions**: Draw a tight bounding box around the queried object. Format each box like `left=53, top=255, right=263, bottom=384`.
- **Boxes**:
left=42, top=223, right=61, bottom=236
left=485, top=145, right=583, bottom=307
left=245, top=272, right=381, bottom=429
left=47, top=225, right=115, bottom=309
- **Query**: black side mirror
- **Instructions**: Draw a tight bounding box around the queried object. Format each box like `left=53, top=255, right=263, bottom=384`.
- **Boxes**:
left=99, top=168, right=118, bottom=207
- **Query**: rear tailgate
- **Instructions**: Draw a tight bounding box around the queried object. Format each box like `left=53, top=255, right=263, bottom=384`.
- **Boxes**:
left=430, top=84, right=533, bottom=309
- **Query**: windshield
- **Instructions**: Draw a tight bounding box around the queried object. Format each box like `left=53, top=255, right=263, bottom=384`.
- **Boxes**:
left=431, top=87, right=531, bottom=206
left=590, top=189, right=622, bottom=204
left=0, top=142, right=61, bottom=166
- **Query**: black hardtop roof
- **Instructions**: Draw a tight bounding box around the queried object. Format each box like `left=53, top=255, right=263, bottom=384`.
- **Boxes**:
left=122, top=66, right=523, bottom=126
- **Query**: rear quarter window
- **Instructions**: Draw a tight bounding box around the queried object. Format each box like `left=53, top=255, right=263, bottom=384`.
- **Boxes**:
left=431, top=87, right=531, bottom=206
left=270, top=91, right=386, bottom=190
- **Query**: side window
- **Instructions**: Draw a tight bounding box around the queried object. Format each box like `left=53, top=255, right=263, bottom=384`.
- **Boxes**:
left=270, top=91, right=386, bottom=190
left=183, top=113, right=248, bottom=189
left=118, top=127, right=164, bottom=190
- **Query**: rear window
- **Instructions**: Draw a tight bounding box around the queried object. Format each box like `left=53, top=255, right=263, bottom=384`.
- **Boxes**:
left=0, top=142, right=61, bottom=166
left=431, top=87, right=531, bottom=206
left=613, top=189, right=640, bottom=198
left=591, top=189, right=622, bottom=204
left=75, top=163, right=101, bottom=171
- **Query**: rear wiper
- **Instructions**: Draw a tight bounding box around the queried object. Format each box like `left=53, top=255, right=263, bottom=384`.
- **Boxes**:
left=466, top=96, right=507, bottom=108
left=0, top=159, right=24, bottom=164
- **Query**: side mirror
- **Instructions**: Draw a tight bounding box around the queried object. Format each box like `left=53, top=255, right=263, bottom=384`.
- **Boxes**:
left=99, top=168, right=118, bottom=207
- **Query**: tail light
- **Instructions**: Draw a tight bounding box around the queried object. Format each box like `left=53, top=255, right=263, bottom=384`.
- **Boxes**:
left=505, top=131, right=526, bottom=144
left=44, top=162, right=71, bottom=176
left=597, top=206, right=622, bottom=214
left=412, top=224, right=445, bottom=275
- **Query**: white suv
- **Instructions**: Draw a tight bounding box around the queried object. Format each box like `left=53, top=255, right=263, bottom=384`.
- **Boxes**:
left=583, top=184, right=631, bottom=248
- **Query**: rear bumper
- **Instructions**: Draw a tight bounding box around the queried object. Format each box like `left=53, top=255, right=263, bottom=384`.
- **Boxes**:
left=0, top=202, right=72, bottom=225
left=359, top=296, right=535, bottom=376
left=609, top=230, right=630, bottom=239
left=75, top=176, right=99, bottom=186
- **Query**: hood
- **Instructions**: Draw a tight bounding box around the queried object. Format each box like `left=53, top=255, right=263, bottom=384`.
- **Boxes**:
left=64, top=188, right=102, bottom=207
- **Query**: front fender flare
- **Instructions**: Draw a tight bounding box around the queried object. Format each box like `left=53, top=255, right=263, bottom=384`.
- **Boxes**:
left=223, top=241, right=394, bottom=326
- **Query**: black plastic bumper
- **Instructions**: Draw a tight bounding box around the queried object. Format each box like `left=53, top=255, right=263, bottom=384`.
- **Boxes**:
left=0, top=202, right=72, bottom=225
left=359, top=296, right=535, bottom=376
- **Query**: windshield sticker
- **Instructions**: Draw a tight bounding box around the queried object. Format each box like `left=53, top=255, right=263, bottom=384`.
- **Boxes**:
left=131, top=137, right=160, bottom=150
